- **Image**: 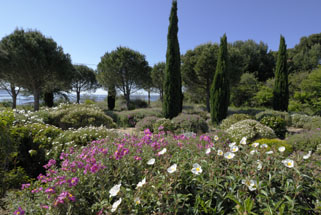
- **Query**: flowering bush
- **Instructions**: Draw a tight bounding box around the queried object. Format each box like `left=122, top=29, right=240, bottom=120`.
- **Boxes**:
left=4, top=130, right=320, bottom=214
left=172, top=113, right=208, bottom=134
left=153, top=118, right=176, bottom=134
left=226, top=119, right=276, bottom=143
left=259, top=115, right=287, bottom=139
left=219, top=113, right=253, bottom=130
left=135, top=116, right=160, bottom=132
left=256, top=110, right=291, bottom=126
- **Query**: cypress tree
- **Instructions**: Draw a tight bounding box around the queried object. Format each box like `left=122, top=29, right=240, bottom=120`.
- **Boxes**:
left=163, top=0, right=182, bottom=119
left=273, top=35, right=289, bottom=111
left=210, top=34, right=230, bottom=125
left=107, top=85, right=116, bottom=110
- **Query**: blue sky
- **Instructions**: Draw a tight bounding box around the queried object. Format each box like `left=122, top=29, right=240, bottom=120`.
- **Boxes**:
left=1, top=0, right=320, bottom=70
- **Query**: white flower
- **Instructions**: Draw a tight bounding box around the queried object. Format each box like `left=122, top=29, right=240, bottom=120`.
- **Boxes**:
left=248, top=180, right=258, bottom=191
left=252, top=142, right=259, bottom=147
left=111, top=198, right=122, bottom=212
left=158, top=148, right=167, bottom=155
left=147, top=158, right=155, bottom=165
left=256, top=160, right=262, bottom=170
left=214, top=135, right=219, bottom=141
left=278, top=146, right=285, bottom=152
left=282, top=159, right=294, bottom=168
left=303, top=151, right=312, bottom=160
left=242, top=179, right=258, bottom=191
left=229, top=142, right=236, bottom=147
left=266, top=151, right=273, bottom=154
left=136, top=177, right=146, bottom=189
left=191, top=163, right=202, bottom=175
left=134, top=197, right=141, bottom=205
left=250, top=150, right=258, bottom=155
left=240, top=137, right=247, bottom=145
left=224, top=152, right=235, bottom=159
left=231, top=146, right=239, bottom=153
left=217, top=150, right=223, bottom=156
left=109, top=183, right=121, bottom=197
left=167, top=164, right=177, bottom=173
left=205, top=148, right=211, bottom=154
left=260, top=144, right=268, bottom=148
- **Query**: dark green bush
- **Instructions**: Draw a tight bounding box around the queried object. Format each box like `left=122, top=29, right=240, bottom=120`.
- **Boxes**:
left=153, top=118, right=176, bottom=133
left=219, top=113, right=253, bottom=130
left=129, top=99, right=148, bottom=109
left=172, top=113, right=208, bottom=134
left=259, top=115, right=287, bottom=139
left=117, top=108, right=162, bottom=127
left=135, top=116, right=160, bottom=132
left=286, top=129, right=321, bottom=154
left=255, top=110, right=291, bottom=126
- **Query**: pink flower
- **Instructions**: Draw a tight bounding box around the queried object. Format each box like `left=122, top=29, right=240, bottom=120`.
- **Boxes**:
left=21, top=183, right=30, bottom=190
left=134, top=156, right=142, bottom=160
left=43, top=159, right=56, bottom=169
left=14, top=207, right=25, bottom=215
left=67, top=177, right=79, bottom=187
left=45, top=187, right=55, bottom=194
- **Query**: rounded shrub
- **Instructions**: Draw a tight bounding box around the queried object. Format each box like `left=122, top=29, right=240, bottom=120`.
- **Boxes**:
left=286, top=129, right=321, bottom=154
left=255, top=138, right=293, bottom=156
left=290, top=114, right=321, bottom=130
left=172, top=113, right=208, bottom=134
left=259, top=115, right=287, bottom=139
left=226, top=119, right=276, bottom=143
left=255, top=110, right=291, bottom=126
left=219, top=114, right=253, bottom=130
left=135, top=116, right=160, bottom=132
left=153, top=118, right=176, bottom=134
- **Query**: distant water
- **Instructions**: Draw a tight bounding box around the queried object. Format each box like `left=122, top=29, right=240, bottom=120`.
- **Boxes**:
left=0, top=90, right=160, bottom=105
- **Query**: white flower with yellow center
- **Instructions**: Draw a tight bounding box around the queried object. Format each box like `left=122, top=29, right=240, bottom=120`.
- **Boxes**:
left=242, top=178, right=254, bottom=187
left=248, top=180, right=258, bottom=191
left=167, top=164, right=177, bottom=173
left=205, top=148, right=211, bottom=154
left=214, top=135, right=219, bottom=141
left=240, top=137, right=247, bottom=145
left=147, top=158, right=155, bottom=165
left=278, top=146, right=285, bottom=152
left=136, top=177, right=146, bottom=189
left=109, top=183, right=121, bottom=197
left=158, top=148, right=167, bottom=155
left=191, top=163, right=202, bottom=175
left=229, top=142, right=236, bottom=147
left=282, top=159, right=294, bottom=168
left=303, top=151, right=312, bottom=160
left=134, top=197, right=141, bottom=205
left=224, top=152, right=235, bottom=159
left=252, top=142, right=259, bottom=147
left=111, top=198, right=122, bottom=212
left=231, top=145, right=239, bottom=153
left=256, top=160, right=262, bottom=170
left=217, top=150, right=223, bottom=156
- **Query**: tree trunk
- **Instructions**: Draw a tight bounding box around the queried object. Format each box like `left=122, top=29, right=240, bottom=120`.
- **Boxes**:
left=160, top=89, right=163, bottom=102
left=148, top=90, right=151, bottom=106
left=125, top=93, right=130, bottom=110
left=76, top=91, right=80, bottom=104
left=10, top=85, right=17, bottom=109
left=44, top=92, right=54, bottom=107
left=33, top=89, right=40, bottom=111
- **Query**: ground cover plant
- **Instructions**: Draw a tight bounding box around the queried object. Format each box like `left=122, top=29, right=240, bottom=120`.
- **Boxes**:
left=4, top=129, right=321, bottom=214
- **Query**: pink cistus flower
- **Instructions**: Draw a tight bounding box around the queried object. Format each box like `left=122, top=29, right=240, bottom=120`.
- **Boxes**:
left=21, top=183, right=30, bottom=190
left=67, top=177, right=79, bottom=187
left=14, top=207, right=25, bottom=215
left=43, top=159, right=56, bottom=169
left=134, top=156, right=142, bottom=160
left=45, top=187, right=55, bottom=194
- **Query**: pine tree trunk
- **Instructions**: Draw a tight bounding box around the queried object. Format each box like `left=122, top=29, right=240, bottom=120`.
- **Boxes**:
left=77, top=91, right=80, bottom=104
left=10, top=85, right=17, bottom=109
left=148, top=90, right=151, bottom=106
left=33, top=89, right=40, bottom=111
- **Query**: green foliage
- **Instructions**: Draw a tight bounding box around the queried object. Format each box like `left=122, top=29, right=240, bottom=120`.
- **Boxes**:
left=153, top=118, right=176, bottom=133
left=255, top=109, right=291, bottom=126
left=117, top=108, right=162, bottom=128
left=46, top=104, right=116, bottom=129
left=290, top=113, right=321, bottom=130
left=210, top=34, right=230, bottom=125
left=135, top=116, right=160, bottom=132
left=273, top=35, right=289, bottom=111
left=5, top=132, right=320, bottom=214
left=231, top=73, right=259, bottom=107
left=172, top=113, right=208, bottom=134
left=226, top=119, right=276, bottom=143
left=252, top=79, right=274, bottom=108
left=163, top=0, right=183, bottom=119
left=97, top=46, right=150, bottom=109
left=219, top=113, right=253, bottom=130
left=151, top=62, right=165, bottom=101
left=259, top=116, right=287, bottom=139
left=254, top=138, right=293, bottom=155
left=286, top=129, right=321, bottom=154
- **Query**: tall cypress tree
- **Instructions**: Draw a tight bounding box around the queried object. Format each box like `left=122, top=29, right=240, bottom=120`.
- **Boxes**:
left=107, top=85, right=116, bottom=110
left=163, top=0, right=182, bottom=119
left=210, top=34, right=230, bottom=125
left=273, top=35, right=289, bottom=111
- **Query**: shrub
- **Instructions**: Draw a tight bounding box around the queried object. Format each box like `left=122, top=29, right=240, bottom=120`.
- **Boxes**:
left=259, top=115, right=287, bottom=139
left=129, top=99, right=148, bottom=109
left=172, top=113, right=208, bottom=134
left=286, top=129, right=321, bottom=154
left=135, top=116, right=160, bottom=132
left=117, top=108, right=162, bottom=128
left=153, top=118, right=176, bottom=133
left=255, top=138, right=293, bottom=156
left=46, top=104, right=116, bottom=129
left=290, top=113, right=321, bottom=130
left=103, top=110, right=120, bottom=124
left=226, top=119, right=276, bottom=143
left=255, top=110, right=291, bottom=126
left=5, top=132, right=320, bottom=214
left=219, top=113, right=253, bottom=130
